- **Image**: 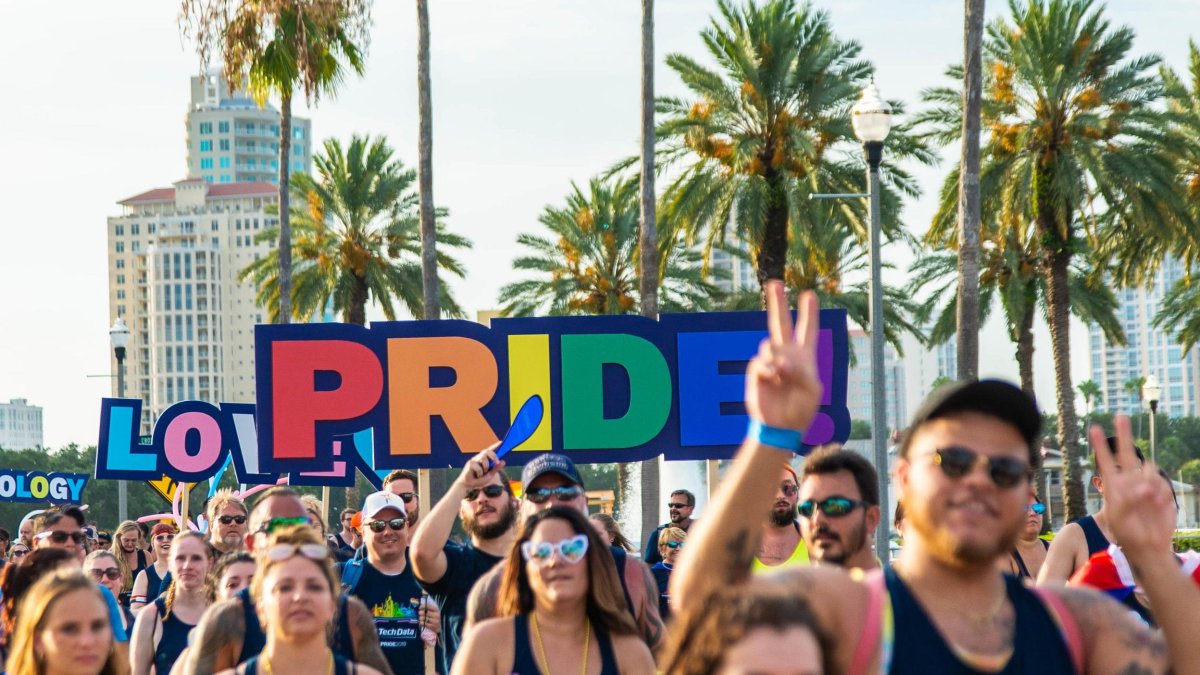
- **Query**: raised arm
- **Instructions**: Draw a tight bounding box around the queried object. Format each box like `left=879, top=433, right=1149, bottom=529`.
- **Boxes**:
left=411, top=446, right=502, bottom=584
left=174, top=599, right=244, bottom=675
left=669, top=283, right=823, bottom=614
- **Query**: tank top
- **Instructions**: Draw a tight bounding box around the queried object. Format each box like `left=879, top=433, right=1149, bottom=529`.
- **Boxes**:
left=243, top=654, right=356, bottom=674
left=1010, top=540, right=1050, bottom=580
left=152, top=597, right=197, bottom=675
left=1076, top=515, right=1110, bottom=555
left=751, top=521, right=809, bottom=573
left=511, top=614, right=619, bottom=675
left=143, top=564, right=165, bottom=600
left=884, top=568, right=1075, bottom=674
left=237, top=588, right=356, bottom=664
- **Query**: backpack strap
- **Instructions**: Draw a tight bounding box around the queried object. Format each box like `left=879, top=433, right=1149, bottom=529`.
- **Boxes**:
left=849, top=568, right=891, bottom=675
left=1031, top=588, right=1085, bottom=675
left=340, top=558, right=365, bottom=595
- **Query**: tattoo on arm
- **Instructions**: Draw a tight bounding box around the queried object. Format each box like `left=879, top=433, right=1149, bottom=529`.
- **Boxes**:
left=349, top=598, right=395, bottom=675
left=1059, top=587, right=1168, bottom=675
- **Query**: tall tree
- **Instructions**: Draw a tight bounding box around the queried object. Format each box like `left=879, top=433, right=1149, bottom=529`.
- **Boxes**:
left=957, top=0, right=985, bottom=379
left=637, top=0, right=660, bottom=545
left=180, top=0, right=371, bottom=325
left=1078, top=379, right=1103, bottom=414
left=915, top=0, right=1187, bottom=521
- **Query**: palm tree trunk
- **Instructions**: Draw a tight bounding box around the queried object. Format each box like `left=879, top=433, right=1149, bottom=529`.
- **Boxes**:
left=956, top=0, right=984, bottom=380
left=1014, top=297, right=1035, bottom=397
left=278, top=90, right=293, bottom=325
left=345, top=275, right=370, bottom=509
left=1046, top=247, right=1086, bottom=522
left=416, top=0, right=439, bottom=322
left=637, top=0, right=661, bottom=547
left=755, top=169, right=789, bottom=295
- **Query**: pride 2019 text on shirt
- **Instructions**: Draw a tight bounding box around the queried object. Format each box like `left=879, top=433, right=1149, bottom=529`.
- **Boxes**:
left=95, top=310, right=851, bottom=485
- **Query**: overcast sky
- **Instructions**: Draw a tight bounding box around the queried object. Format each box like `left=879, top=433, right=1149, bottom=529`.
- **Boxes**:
left=1, top=0, right=1196, bottom=449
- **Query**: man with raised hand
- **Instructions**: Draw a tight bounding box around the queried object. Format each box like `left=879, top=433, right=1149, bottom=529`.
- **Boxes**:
left=176, top=486, right=392, bottom=675
left=411, top=447, right=517, bottom=673
left=465, top=453, right=665, bottom=654
left=672, top=281, right=1188, bottom=674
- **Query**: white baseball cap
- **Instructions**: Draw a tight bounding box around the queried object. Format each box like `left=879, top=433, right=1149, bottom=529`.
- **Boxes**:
left=361, top=491, right=407, bottom=520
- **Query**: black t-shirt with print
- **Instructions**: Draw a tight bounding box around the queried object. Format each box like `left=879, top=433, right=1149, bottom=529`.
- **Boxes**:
left=417, top=542, right=504, bottom=673
left=350, top=559, right=428, bottom=675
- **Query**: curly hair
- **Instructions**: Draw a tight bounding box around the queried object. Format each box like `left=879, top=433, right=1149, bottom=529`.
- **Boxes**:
left=660, top=577, right=833, bottom=675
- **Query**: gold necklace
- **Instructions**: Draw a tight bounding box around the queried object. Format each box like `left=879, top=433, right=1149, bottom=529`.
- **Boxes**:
left=260, top=648, right=334, bottom=675
left=530, top=612, right=590, bottom=675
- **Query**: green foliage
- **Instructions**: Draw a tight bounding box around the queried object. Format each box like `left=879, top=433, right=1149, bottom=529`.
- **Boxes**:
left=931, top=375, right=955, bottom=390
left=1174, top=533, right=1200, bottom=553
left=848, top=420, right=872, bottom=440
left=1181, top=459, right=1200, bottom=485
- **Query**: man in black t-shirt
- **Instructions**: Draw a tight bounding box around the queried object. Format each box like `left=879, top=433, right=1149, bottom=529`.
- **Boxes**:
left=411, top=447, right=517, bottom=674
left=348, top=490, right=440, bottom=675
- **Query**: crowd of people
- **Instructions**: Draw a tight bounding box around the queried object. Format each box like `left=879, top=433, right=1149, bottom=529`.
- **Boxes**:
left=1, top=282, right=1198, bottom=673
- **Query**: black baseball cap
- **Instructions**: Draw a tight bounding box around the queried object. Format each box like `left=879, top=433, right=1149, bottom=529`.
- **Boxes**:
left=907, top=379, right=1042, bottom=452
left=521, top=453, right=585, bottom=490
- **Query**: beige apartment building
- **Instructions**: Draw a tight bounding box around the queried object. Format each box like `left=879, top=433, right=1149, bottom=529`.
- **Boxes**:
left=107, top=178, right=277, bottom=434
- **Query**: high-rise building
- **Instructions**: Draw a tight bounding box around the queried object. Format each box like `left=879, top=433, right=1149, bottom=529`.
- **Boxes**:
left=847, top=330, right=908, bottom=436
left=709, top=245, right=757, bottom=295
left=108, top=179, right=278, bottom=434
left=900, top=331, right=957, bottom=422
left=0, top=399, right=43, bottom=450
left=1089, top=257, right=1200, bottom=418
left=186, top=72, right=312, bottom=185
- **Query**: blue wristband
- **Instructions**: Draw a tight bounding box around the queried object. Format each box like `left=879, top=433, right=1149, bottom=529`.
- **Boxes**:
left=747, top=418, right=804, bottom=452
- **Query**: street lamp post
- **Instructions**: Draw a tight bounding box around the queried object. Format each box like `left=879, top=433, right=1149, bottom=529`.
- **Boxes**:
left=109, top=318, right=131, bottom=523
left=851, top=81, right=892, bottom=564
left=1143, top=375, right=1162, bottom=464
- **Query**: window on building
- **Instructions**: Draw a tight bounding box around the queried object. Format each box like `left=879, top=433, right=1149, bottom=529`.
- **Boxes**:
left=200, top=140, right=212, bottom=152
left=293, top=127, right=304, bottom=139
left=219, top=139, right=230, bottom=151
left=218, top=121, right=229, bottom=133
left=116, top=274, right=125, bottom=285
left=116, top=289, right=126, bottom=300
left=117, top=304, right=125, bottom=316
left=116, top=259, right=126, bottom=269
left=149, top=223, right=157, bottom=234
left=131, top=224, right=140, bottom=235
left=115, top=242, right=125, bottom=253
left=200, top=158, right=214, bottom=169
left=131, top=241, right=140, bottom=252
left=199, top=122, right=212, bottom=134
left=212, top=220, right=219, bottom=231
left=115, top=225, right=125, bottom=236
left=219, top=156, right=230, bottom=168
left=221, top=175, right=231, bottom=183
left=186, top=285, right=193, bottom=309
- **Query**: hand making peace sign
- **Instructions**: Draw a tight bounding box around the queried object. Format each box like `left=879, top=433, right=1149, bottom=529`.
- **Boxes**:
left=1091, top=416, right=1176, bottom=556
left=744, top=281, right=824, bottom=433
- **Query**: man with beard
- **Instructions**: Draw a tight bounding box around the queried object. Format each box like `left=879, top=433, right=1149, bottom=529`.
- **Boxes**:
left=751, top=464, right=810, bottom=572
left=797, top=445, right=880, bottom=571
left=411, top=448, right=518, bottom=673
left=206, top=489, right=248, bottom=555
left=671, top=284, right=1198, bottom=673
left=643, top=489, right=696, bottom=565
left=383, top=469, right=421, bottom=528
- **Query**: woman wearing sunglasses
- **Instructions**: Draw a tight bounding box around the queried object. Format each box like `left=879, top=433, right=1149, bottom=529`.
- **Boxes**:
left=7, top=542, right=31, bottom=563
left=216, top=526, right=383, bottom=675
left=1003, top=493, right=1049, bottom=581
left=650, top=528, right=686, bottom=621
left=131, top=523, right=176, bottom=613
left=453, top=506, right=654, bottom=675
left=84, top=551, right=135, bottom=633
left=130, top=530, right=214, bottom=674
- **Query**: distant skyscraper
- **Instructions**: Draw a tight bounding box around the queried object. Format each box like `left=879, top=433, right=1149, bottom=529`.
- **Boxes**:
left=901, top=331, right=957, bottom=421
left=0, top=399, right=43, bottom=450
left=186, top=72, right=312, bottom=185
left=847, top=330, right=908, bottom=435
left=709, top=242, right=757, bottom=295
left=1089, top=257, right=1200, bottom=418
left=108, top=179, right=278, bottom=434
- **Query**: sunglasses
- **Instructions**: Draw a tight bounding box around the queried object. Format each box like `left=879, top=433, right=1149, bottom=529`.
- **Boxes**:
left=367, top=518, right=407, bottom=533
left=779, top=483, right=798, bottom=497
left=88, top=568, right=122, bottom=581
left=265, top=543, right=329, bottom=562
left=218, top=515, right=248, bottom=525
left=667, top=502, right=689, bottom=510
left=395, top=492, right=418, bottom=504
left=35, top=531, right=86, bottom=545
left=154, top=534, right=175, bottom=543
left=798, top=497, right=868, bottom=518
left=465, top=484, right=506, bottom=501
left=524, top=486, right=583, bottom=504
left=664, top=540, right=684, bottom=550
left=521, top=534, right=589, bottom=565
left=1028, top=502, right=1046, bottom=515
left=10, top=549, right=29, bottom=558
left=256, top=517, right=310, bottom=535
left=926, top=447, right=1030, bottom=489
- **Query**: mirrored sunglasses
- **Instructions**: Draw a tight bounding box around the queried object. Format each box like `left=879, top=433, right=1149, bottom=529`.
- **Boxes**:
left=521, top=534, right=589, bottom=565
left=1028, top=502, right=1046, bottom=515
left=367, top=518, right=406, bottom=533
left=664, top=540, right=685, bottom=550
left=798, top=497, right=867, bottom=518
left=525, top=486, right=583, bottom=504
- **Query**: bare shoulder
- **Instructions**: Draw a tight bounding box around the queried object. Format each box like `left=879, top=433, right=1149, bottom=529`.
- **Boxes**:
left=471, top=616, right=516, bottom=641
left=454, top=616, right=514, bottom=675
left=769, top=566, right=873, bottom=671
left=356, top=666, right=385, bottom=675
left=1049, top=585, right=1167, bottom=674
left=611, top=633, right=656, bottom=675
left=1047, top=522, right=1084, bottom=549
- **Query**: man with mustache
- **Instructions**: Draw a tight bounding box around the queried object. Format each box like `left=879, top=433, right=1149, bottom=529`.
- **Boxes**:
left=411, top=448, right=518, bottom=673
left=797, top=445, right=880, bottom=571
left=752, top=464, right=810, bottom=571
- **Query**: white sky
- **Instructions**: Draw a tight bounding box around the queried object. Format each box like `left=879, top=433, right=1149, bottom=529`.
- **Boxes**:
left=0, top=0, right=1196, bottom=449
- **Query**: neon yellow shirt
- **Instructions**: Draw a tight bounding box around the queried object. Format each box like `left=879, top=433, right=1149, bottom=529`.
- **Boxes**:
left=751, top=538, right=810, bottom=573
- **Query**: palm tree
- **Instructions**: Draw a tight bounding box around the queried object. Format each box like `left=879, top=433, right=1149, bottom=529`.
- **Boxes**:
left=180, top=0, right=371, bottom=325
left=498, top=178, right=721, bottom=317
left=957, top=0, right=986, bottom=379
left=1123, top=376, right=1146, bottom=411
left=240, top=134, right=470, bottom=325
left=914, top=0, right=1187, bottom=521
left=623, top=0, right=934, bottom=297
left=638, top=0, right=660, bottom=547
left=1077, top=380, right=1102, bottom=414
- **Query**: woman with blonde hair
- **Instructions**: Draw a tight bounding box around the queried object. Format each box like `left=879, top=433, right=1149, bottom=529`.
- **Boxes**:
left=129, top=531, right=213, bottom=674
left=299, top=494, right=328, bottom=537
left=453, top=507, right=654, bottom=675
left=85, top=551, right=135, bottom=633
left=587, top=513, right=634, bottom=552
left=5, top=569, right=126, bottom=675
left=216, top=526, right=382, bottom=675
left=110, top=521, right=148, bottom=606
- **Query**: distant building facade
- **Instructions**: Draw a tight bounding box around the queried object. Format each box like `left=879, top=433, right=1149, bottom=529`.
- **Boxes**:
left=0, top=399, right=43, bottom=450
left=847, top=329, right=907, bottom=436
left=186, top=72, right=312, bottom=185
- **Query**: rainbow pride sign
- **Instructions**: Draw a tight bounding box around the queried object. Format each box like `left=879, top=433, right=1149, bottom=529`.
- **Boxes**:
left=96, top=311, right=850, bottom=485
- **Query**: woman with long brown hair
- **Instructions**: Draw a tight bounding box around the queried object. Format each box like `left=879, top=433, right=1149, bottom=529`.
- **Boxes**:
left=129, top=531, right=213, bottom=674
left=5, top=569, right=126, bottom=675
left=453, top=506, right=654, bottom=675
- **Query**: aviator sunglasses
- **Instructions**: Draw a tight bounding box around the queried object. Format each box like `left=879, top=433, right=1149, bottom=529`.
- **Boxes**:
left=367, top=518, right=407, bottom=533
left=798, top=496, right=868, bottom=518
left=521, top=534, right=589, bottom=565
left=925, top=446, right=1030, bottom=489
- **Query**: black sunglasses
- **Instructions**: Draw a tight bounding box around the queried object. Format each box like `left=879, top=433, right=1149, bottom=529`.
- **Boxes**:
left=395, top=492, right=417, bottom=504
left=779, top=483, right=798, bottom=497
left=927, top=447, right=1030, bottom=489
left=465, top=485, right=506, bottom=501
left=798, top=497, right=868, bottom=518
left=36, top=531, right=86, bottom=545
left=367, top=518, right=407, bottom=532
left=525, top=486, right=583, bottom=504
left=667, top=502, right=690, bottom=510
left=217, top=515, right=247, bottom=525
left=88, top=568, right=122, bottom=581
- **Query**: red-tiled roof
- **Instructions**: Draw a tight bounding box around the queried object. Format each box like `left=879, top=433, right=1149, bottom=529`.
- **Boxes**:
left=118, top=181, right=279, bottom=205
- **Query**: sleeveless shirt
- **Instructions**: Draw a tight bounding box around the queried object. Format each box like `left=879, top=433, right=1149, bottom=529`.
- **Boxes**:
left=511, top=614, right=619, bottom=675
left=152, top=597, right=196, bottom=675
left=751, top=521, right=809, bottom=573
left=237, top=588, right=356, bottom=664
left=244, top=654, right=356, bottom=674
